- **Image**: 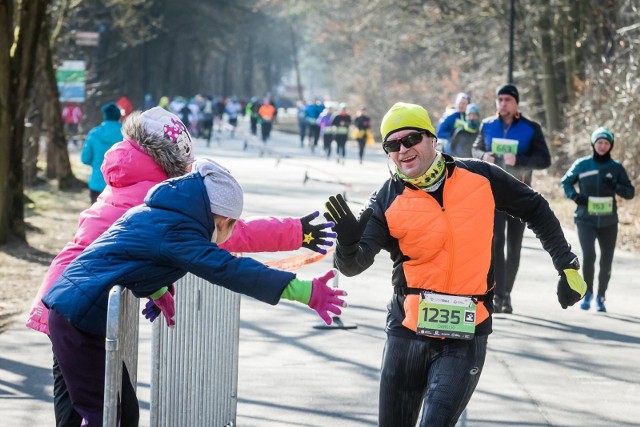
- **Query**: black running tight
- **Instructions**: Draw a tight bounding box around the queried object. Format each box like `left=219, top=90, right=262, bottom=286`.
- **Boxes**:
left=379, top=334, right=488, bottom=427
left=577, top=223, right=617, bottom=297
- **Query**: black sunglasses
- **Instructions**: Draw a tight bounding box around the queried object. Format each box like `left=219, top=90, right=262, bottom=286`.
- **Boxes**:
left=383, top=131, right=427, bottom=153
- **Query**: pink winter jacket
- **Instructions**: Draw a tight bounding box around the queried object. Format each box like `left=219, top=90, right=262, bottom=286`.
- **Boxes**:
left=26, top=140, right=302, bottom=335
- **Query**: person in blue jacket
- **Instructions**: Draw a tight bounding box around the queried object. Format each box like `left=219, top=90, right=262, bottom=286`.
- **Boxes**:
left=561, top=127, right=635, bottom=312
left=445, top=103, right=480, bottom=157
left=305, top=97, right=325, bottom=152
left=42, top=158, right=346, bottom=426
left=472, top=84, right=551, bottom=314
left=81, top=102, right=123, bottom=203
left=436, top=92, right=470, bottom=144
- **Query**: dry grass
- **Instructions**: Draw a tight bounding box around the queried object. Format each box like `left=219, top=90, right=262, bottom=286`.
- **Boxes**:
left=0, top=154, right=90, bottom=332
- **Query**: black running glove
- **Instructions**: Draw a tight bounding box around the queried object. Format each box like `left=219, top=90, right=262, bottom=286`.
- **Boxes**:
left=571, top=193, right=588, bottom=206
left=323, top=194, right=373, bottom=246
left=557, top=258, right=587, bottom=309
left=603, top=173, right=616, bottom=191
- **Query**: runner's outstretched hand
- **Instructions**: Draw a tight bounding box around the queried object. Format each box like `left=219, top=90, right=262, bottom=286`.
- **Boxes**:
left=324, top=194, right=373, bottom=246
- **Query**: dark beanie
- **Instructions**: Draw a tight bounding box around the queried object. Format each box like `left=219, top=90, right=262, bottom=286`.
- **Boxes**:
left=496, top=84, right=519, bottom=103
left=102, top=102, right=122, bottom=121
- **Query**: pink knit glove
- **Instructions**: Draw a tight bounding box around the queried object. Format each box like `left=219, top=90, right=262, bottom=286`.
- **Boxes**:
left=309, top=270, right=347, bottom=325
left=148, top=285, right=176, bottom=328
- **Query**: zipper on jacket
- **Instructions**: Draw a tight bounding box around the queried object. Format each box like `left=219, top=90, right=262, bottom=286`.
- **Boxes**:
left=410, top=183, right=455, bottom=294
left=437, top=186, right=455, bottom=294
left=596, top=166, right=602, bottom=228
left=421, top=176, right=454, bottom=293
left=501, top=116, right=512, bottom=138
left=442, top=209, right=454, bottom=294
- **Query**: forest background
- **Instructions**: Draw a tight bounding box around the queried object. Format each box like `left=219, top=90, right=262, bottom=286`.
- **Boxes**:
left=0, top=0, right=638, bottom=326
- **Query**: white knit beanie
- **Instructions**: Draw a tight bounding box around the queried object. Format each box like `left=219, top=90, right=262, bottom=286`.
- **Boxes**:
left=192, top=158, right=243, bottom=219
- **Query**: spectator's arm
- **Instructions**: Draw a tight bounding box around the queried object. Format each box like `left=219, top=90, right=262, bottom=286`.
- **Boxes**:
left=514, top=122, right=551, bottom=170
left=80, top=132, right=94, bottom=165
left=472, top=122, right=488, bottom=160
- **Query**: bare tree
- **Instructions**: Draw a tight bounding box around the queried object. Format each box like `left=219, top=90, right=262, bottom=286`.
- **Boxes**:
left=0, top=0, right=49, bottom=244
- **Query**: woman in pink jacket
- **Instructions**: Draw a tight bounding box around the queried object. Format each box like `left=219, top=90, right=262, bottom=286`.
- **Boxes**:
left=26, top=107, right=334, bottom=426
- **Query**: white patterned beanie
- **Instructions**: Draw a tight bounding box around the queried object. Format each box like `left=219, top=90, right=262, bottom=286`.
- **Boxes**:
left=122, top=107, right=194, bottom=178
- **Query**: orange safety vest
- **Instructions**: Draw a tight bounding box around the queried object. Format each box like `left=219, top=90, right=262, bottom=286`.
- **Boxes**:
left=385, top=166, right=495, bottom=331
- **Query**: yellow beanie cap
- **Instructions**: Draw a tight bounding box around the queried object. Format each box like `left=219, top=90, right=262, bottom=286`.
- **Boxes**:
left=380, top=102, right=435, bottom=142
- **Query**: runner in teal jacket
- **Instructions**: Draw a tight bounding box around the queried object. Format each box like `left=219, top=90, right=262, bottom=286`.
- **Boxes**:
left=561, top=127, right=635, bottom=312
left=81, top=103, right=122, bottom=203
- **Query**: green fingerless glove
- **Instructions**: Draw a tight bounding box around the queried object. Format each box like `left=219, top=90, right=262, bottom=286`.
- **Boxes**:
left=280, top=278, right=312, bottom=305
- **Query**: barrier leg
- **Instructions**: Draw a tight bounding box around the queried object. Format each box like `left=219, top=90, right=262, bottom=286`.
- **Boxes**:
left=103, top=286, right=139, bottom=427
left=104, top=286, right=123, bottom=427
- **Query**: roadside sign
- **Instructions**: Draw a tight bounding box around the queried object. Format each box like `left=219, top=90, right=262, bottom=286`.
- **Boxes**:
left=75, top=31, right=100, bottom=46
left=57, top=60, right=86, bottom=102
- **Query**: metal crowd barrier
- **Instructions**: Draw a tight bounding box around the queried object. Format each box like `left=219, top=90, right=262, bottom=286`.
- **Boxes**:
left=104, top=286, right=140, bottom=427
left=104, top=275, right=241, bottom=427
left=150, top=273, right=241, bottom=427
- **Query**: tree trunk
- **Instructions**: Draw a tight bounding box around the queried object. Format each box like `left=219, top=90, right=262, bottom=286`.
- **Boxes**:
left=566, top=35, right=577, bottom=100
left=243, top=36, right=254, bottom=97
left=162, top=37, right=177, bottom=96
left=537, top=8, right=562, bottom=162
left=222, top=52, right=231, bottom=97
left=23, top=101, right=43, bottom=187
left=41, top=17, right=83, bottom=190
left=45, top=97, right=58, bottom=179
left=5, top=0, right=48, bottom=243
left=26, top=17, right=52, bottom=186
left=560, top=0, right=578, bottom=104
left=0, top=0, right=14, bottom=243
left=262, top=45, right=273, bottom=95
left=289, top=22, right=304, bottom=102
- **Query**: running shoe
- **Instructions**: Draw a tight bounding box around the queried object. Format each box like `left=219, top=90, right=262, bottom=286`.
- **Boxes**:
left=580, top=291, right=593, bottom=310
left=493, top=295, right=504, bottom=314
left=501, top=293, right=513, bottom=314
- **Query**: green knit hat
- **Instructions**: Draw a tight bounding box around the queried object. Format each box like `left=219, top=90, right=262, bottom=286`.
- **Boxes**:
left=590, top=127, right=614, bottom=146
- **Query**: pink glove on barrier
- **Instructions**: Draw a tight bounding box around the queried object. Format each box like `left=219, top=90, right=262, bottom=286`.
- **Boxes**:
left=148, top=285, right=176, bottom=328
left=309, top=269, right=347, bottom=325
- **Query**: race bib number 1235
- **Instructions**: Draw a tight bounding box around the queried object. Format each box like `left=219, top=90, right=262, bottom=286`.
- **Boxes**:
left=416, top=292, right=476, bottom=340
